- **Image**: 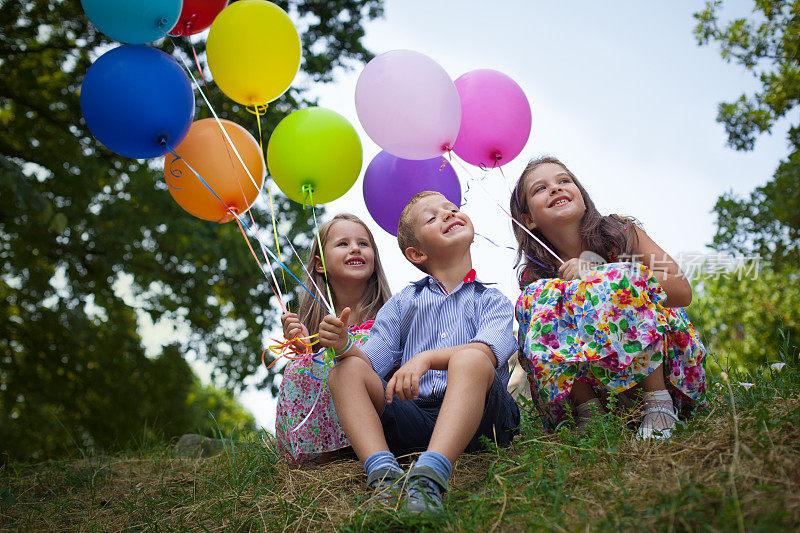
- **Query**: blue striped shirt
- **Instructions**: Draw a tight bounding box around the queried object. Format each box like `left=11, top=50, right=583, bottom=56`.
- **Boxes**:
left=360, top=271, right=517, bottom=399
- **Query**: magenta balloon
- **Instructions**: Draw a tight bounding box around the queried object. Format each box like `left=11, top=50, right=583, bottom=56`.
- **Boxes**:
left=452, top=69, right=532, bottom=168
left=355, top=50, right=461, bottom=160
left=363, top=151, right=462, bottom=236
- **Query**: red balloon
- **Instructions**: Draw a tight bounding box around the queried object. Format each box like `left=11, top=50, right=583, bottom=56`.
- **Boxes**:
left=170, top=0, right=229, bottom=36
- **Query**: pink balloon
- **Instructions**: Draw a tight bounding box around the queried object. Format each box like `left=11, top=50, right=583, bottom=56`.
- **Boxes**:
left=355, top=50, right=461, bottom=160
left=453, top=69, right=532, bottom=168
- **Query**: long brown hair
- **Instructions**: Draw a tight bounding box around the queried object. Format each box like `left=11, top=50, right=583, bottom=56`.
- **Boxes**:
left=509, top=156, right=638, bottom=284
left=297, top=213, right=391, bottom=338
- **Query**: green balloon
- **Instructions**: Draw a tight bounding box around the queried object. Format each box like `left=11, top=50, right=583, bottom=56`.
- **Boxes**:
left=267, top=107, right=363, bottom=205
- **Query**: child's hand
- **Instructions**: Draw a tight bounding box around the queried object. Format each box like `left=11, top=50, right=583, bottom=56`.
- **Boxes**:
left=281, top=312, right=308, bottom=341
left=318, top=307, right=352, bottom=353
left=385, top=352, right=431, bottom=403
left=558, top=258, right=586, bottom=281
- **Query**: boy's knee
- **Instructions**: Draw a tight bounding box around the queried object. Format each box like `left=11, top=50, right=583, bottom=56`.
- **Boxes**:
left=449, top=348, right=495, bottom=382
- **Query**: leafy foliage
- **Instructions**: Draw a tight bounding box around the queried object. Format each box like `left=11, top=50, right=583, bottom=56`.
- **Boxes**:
left=687, top=267, right=800, bottom=371
left=0, top=0, right=382, bottom=461
left=694, top=0, right=800, bottom=269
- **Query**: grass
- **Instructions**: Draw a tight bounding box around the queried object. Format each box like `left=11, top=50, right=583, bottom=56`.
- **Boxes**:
left=2, top=346, right=799, bottom=532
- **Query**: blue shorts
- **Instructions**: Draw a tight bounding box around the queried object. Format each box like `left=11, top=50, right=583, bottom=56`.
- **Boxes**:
left=379, top=374, right=521, bottom=457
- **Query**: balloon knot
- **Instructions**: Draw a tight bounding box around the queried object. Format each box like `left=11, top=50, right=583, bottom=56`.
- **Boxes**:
left=218, top=207, right=240, bottom=224
left=246, top=104, right=269, bottom=116
left=301, top=184, right=315, bottom=208
left=158, top=16, right=169, bottom=28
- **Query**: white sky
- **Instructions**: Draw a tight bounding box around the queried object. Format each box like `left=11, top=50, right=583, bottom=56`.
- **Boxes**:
left=182, top=1, right=790, bottom=431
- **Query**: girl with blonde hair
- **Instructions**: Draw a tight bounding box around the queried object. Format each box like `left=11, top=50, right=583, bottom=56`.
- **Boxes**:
left=275, top=213, right=391, bottom=464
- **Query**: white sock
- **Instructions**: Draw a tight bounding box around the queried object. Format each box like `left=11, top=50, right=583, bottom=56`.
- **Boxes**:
left=641, top=390, right=676, bottom=432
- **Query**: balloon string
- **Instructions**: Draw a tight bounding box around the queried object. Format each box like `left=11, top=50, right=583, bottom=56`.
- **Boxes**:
left=285, top=238, right=334, bottom=312
left=245, top=207, right=287, bottom=311
left=474, top=232, right=557, bottom=274
left=449, top=153, right=564, bottom=265
left=304, top=185, right=336, bottom=310
left=458, top=162, right=486, bottom=208
left=167, top=147, right=230, bottom=212
left=253, top=109, right=290, bottom=300
left=232, top=214, right=288, bottom=313
left=463, top=156, right=509, bottom=207
left=190, top=42, right=211, bottom=96
left=263, top=333, right=318, bottom=369
left=284, top=329, right=369, bottom=434
left=166, top=147, right=330, bottom=312
left=220, top=115, right=288, bottom=311
left=477, top=155, right=511, bottom=193
left=182, top=35, right=287, bottom=310
left=169, top=38, right=312, bottom=310
left=291, top=378, right=326, bottom=433
left=168, top=37, right=263, bottom=195
left=495, top=159, right=513, bottom=193
left=263, top=336, right=333, bottom=433
left=235, top=212, right=332, bottom=313
left=165, top=152, right=184, bottom=190
left=167, top=146, right=285, bottom=308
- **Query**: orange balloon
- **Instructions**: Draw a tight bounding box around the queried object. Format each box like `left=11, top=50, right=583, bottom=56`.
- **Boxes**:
left=164, top=118, right=265, bottom=223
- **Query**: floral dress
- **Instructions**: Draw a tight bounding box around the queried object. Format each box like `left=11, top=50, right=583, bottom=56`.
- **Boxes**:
left=275, top=321, right=373, bottom=465
left=516, top=262, right=706, bottom=430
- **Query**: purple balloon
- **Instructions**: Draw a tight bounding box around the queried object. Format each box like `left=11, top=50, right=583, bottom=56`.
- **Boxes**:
left=363, top=151, right=462, bottom=236
left=453, top=69, right=532, bottom=168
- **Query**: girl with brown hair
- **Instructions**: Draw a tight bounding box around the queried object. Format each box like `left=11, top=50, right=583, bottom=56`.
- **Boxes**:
left=511, top=156, right=706, bottom=439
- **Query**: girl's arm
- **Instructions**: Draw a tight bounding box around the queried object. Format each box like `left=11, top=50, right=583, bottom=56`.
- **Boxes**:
left=632, top=226, right=692, bottom=308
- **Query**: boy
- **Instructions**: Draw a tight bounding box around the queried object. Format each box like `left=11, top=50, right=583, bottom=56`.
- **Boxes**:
left=319, top=191, right=520, bottom=514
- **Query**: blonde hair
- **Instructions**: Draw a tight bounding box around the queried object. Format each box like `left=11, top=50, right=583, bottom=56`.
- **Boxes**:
left=297, top=213, right=391, bottom=340
left=397, top=191, right=443, bottom=272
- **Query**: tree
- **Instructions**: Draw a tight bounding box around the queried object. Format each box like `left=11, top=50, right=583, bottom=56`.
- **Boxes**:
left=687, top=267, right=800, bottom=371
left=695, top=0, right=800, bottom=270
left=0, top=0, right=383, bottom=461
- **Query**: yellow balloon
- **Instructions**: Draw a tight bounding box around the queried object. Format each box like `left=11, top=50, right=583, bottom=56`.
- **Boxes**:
left=206, top=0, right=301, bottom=106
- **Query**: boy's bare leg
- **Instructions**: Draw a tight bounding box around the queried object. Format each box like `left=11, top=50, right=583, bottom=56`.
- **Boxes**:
left=328, top=356, right=390, bottom=462
left=426, top=347, right=495, bottom=463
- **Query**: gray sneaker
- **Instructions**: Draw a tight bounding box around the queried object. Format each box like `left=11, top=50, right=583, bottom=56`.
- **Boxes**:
left=366, top=467, right=405, bottom=508
left=404, top=465, right=447, bottom=515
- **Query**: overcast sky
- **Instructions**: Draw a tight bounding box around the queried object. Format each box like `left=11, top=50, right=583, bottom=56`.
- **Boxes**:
left=211, top=1, right=790, bottom=430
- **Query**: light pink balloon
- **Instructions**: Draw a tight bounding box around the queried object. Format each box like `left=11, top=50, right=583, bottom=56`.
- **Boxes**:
left=453, top=69, right=532, bottom=168
left=355, top=50, right=461, bottom=160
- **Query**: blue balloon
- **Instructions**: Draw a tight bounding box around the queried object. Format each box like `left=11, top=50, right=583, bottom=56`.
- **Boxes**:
left=363, top=151, right=462, bottom=236
left=81, top=0, right=183, bottom=44
left=81, top=45, right=195, bottom=159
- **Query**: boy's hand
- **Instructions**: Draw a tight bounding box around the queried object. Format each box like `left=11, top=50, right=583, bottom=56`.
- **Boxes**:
left=385, top=352, right=431, bottom=403
left=318, top=307, right=351, bottom=353
left=281, top=312, right=308, bottom=341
